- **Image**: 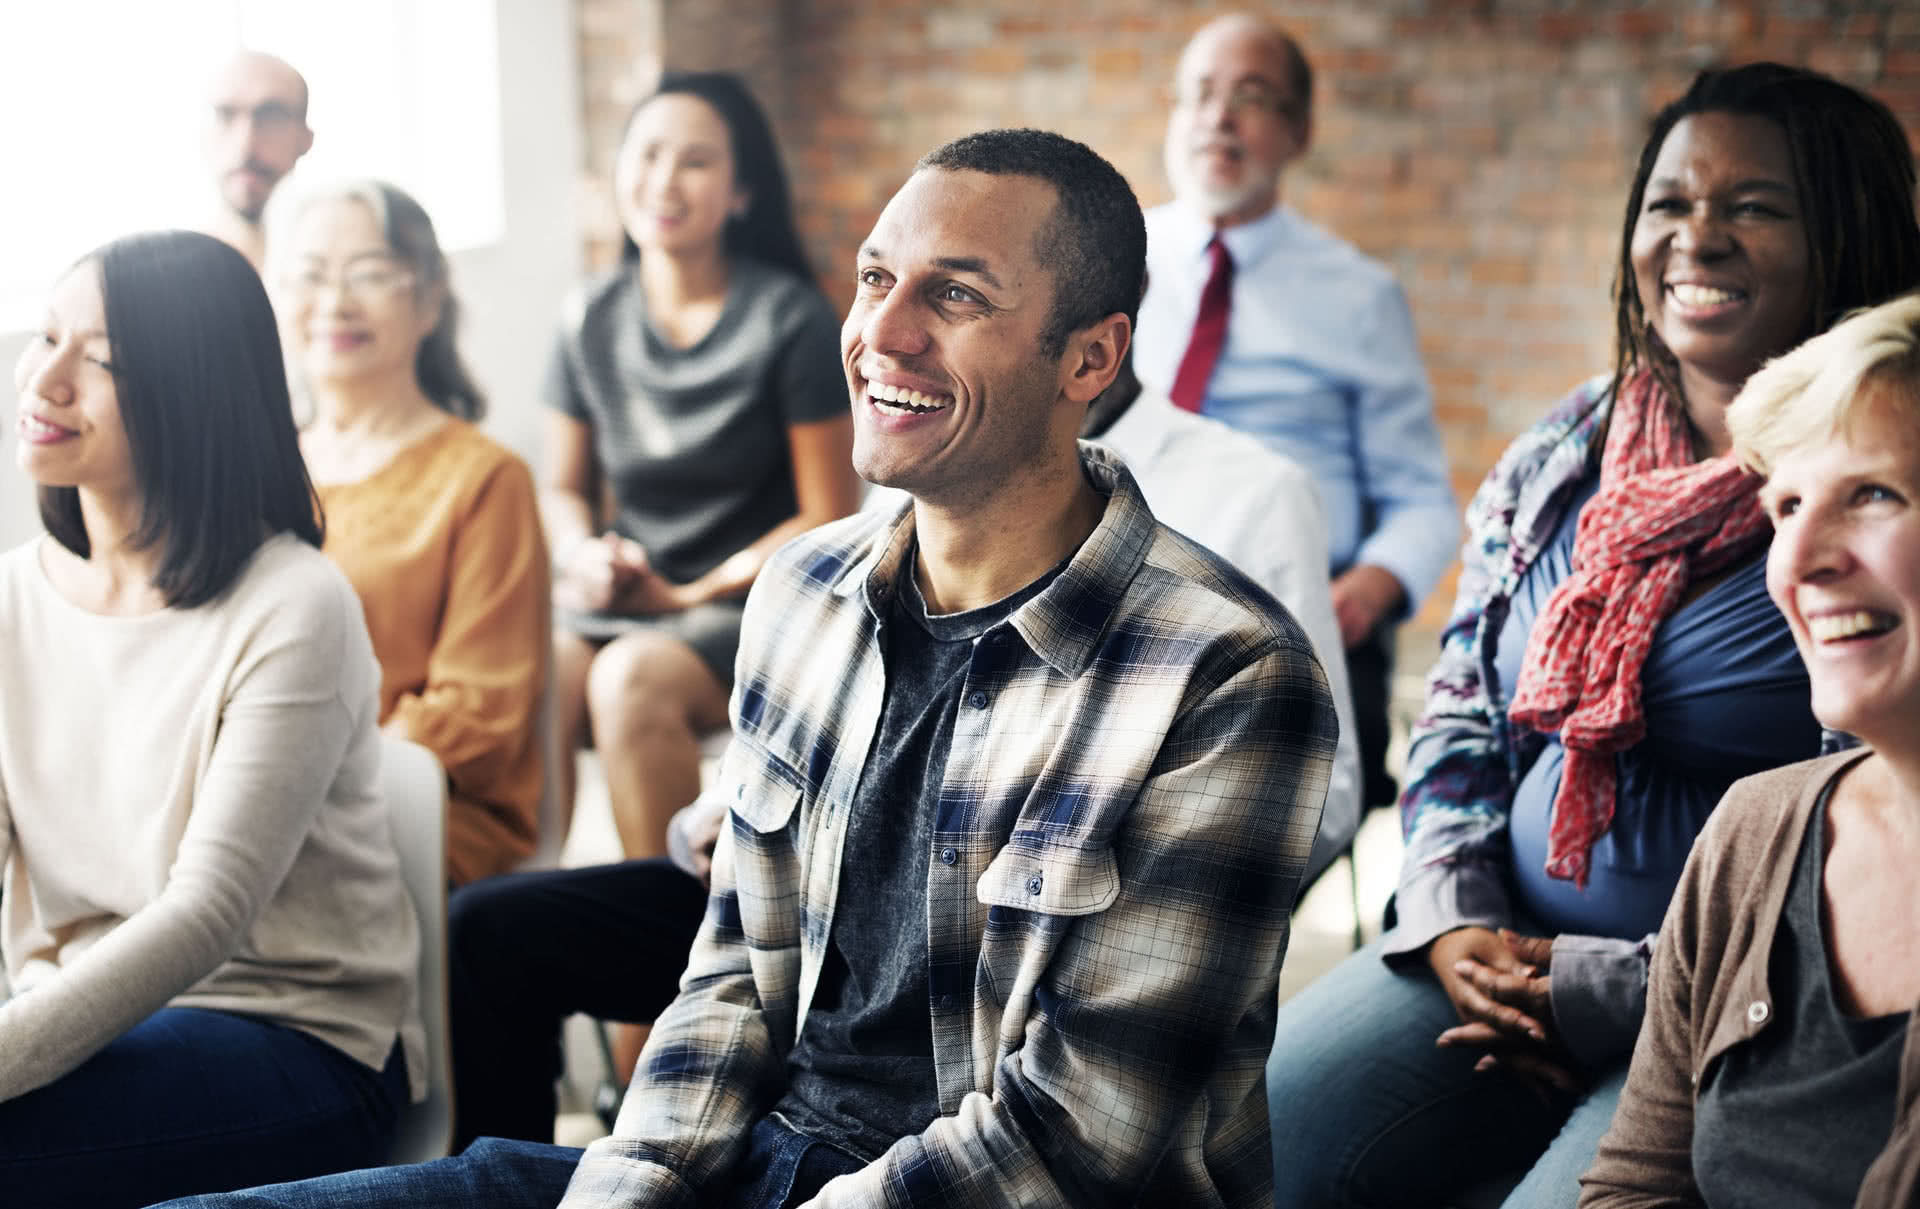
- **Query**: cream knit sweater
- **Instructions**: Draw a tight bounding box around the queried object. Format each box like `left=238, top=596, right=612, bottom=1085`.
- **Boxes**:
left=0, top=534, right=425, bottom=1102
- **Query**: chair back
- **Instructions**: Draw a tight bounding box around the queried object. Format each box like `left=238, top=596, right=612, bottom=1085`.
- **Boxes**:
left=381, top=735, right=455, bottom=1163
left=521, top=665, right=567, bottom=871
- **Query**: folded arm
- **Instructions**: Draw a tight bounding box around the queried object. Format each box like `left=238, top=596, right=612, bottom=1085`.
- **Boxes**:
left=386, top=457, right=549, bottom=796
left=1348, top=284, right=1458, bottom=612
left=0, top=588, right=362, bottom=1101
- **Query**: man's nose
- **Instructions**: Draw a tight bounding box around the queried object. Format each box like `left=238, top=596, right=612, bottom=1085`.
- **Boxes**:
left=858, top=289, right=931, bottom=359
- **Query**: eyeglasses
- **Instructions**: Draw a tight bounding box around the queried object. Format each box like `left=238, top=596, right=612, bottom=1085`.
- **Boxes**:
left=1174, top=80, right=1301, bottom=121
left=212, top=101, right=304, bottom=132
left=280, top=262, right=415, bottom=300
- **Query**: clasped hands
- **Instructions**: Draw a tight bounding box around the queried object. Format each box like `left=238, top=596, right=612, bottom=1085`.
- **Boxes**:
left=554, top=532, right=692, bottom=615
left=1427, top=925, right=1580, bottom=1099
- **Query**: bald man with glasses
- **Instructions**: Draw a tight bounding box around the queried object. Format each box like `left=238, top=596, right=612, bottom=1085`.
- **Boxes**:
left=201, top=51, right=314, bottom=271
left=1138, top=13, right=1457, bottom=845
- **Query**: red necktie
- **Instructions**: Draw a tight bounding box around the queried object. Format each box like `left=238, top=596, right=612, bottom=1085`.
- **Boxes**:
left=1168, top=235, right=1233, bottom=412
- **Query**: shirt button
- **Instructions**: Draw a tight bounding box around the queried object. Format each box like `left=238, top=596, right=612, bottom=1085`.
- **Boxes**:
left=940, top=846, right=958, bottom=866
left=939, top=993, right=957, bottom=1010
left=1027, top=873, right=1044, bottom=896
left=967, top=689, right=989, bottom=709
left=1747, top=1001, right=1769, bottom=1025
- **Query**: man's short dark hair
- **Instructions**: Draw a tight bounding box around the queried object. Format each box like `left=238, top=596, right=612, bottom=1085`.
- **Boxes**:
left=918, top=129, right=1145, bottom=356
left=39, top=231, right=323, bottom=607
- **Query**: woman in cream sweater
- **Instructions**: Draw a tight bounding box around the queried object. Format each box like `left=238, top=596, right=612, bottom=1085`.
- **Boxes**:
left=0, top=230, right=424, bottom=1208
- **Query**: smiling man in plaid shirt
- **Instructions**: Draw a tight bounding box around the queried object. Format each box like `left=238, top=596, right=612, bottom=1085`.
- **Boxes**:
left=161, top=129, right=1336, bottom=1209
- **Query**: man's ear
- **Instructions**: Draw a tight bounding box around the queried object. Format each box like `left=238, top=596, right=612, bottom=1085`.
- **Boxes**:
left=1060, top=313, right=1131, bottom=406
left=296, top=124, right=315, bottom=158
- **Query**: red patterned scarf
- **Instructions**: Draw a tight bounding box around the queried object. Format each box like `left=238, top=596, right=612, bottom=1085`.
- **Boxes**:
left=1508, top=372, right=1770, bottom=888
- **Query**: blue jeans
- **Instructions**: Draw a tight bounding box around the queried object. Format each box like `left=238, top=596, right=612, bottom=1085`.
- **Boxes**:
left=156, top=1115, right=865, bottom=1209
left=1267, top=938, right=1626, bottom=1209
left=0, top=1006, right=406, bottom=1209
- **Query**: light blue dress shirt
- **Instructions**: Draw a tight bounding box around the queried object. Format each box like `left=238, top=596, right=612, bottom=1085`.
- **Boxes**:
left=1137, top=201, right=1458, bottom=609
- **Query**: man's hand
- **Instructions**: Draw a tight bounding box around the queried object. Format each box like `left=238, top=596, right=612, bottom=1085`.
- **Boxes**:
left=1331, top=563, right=1405, bottom=648
left=1429, top=927, right=1577, bottom=1098
left=666, top=795, right=728, bottom=887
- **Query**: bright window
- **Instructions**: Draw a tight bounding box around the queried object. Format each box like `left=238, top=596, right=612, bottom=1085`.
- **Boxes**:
left=0, top=0, right=502, bottom=328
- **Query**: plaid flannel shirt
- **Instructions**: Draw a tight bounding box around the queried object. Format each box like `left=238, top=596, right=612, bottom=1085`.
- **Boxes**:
left=561, top=444, right=1336, bottom=1209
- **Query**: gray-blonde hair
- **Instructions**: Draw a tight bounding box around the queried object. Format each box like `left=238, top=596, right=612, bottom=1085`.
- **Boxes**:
left=1728, top=292, right=1920, bottom=476
left=269, top=178, right=486, bottom=420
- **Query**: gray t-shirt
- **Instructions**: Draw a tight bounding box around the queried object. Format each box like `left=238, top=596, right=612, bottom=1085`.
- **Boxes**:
left=542, top=258, right=846, bottom=585
left=1694, top=783, right=1908, bottom=1206
left=772, top=553, right=1064, bottom=1162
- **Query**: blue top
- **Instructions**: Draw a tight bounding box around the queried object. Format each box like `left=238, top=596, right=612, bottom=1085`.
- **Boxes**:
left=1493, top=471, right=1821, bottom=940
left=1137, top=201, right=1458, bottom=604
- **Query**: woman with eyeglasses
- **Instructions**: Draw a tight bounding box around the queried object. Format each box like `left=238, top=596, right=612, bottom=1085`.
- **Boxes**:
left=270, top=180, right=549, bottom=887
left=0, top=230, right=423, bottom=1207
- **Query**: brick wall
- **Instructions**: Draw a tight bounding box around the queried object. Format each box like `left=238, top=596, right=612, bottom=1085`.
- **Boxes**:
left=572, top=0, right=1920, bottom=641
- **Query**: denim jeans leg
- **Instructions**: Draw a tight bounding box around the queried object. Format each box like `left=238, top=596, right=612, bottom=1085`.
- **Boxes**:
left=1267, top=939, right=1576, bottom=1208
left=151, top=1137, right=585, bottom=1209
left=0, top=1006, right=408, bottom=1209
left=1498, top=1062, right=1628, bottom=1209
left=717, top=1116, right=867, bottom=1209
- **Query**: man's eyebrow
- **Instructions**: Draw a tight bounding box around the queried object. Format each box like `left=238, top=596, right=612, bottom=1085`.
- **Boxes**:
left=933, top=256, right=1002, bottom=288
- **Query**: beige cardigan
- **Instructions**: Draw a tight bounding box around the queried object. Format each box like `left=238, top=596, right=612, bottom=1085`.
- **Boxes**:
left=1580, top=749, right=1920, bottom=1208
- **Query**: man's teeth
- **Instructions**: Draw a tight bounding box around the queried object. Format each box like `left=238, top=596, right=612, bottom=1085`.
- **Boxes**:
left=1808, top=610, right=1897, bottom=642
left=1669, top=283, right=1743, bottom=308
left=869, top=381, right=951, bottom=414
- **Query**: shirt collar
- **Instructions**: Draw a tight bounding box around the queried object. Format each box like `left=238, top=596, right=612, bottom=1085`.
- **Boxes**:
left=1098, top=388, right=1183, bottom=464
left=845, top=443, right=1157, bottom=679
left=1166, top=198, right=1293, bottom=273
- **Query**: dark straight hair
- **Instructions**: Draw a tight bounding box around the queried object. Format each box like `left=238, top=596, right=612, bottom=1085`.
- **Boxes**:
left=1612, top=62, right=1920, bottom=407
left=39, top=230, right=324, bottom=607
left=616, top=70, right=815, bottom=283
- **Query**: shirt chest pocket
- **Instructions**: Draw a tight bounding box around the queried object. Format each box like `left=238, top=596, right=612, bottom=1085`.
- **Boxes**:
left=724, top=742, right=805, bottom=836
left=976, top=835, right=1120, bottom=917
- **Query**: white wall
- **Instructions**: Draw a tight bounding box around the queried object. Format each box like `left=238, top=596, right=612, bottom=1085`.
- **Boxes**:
left=0, top=0, right=580, bottom=550
left=0, top=331, right=33, bottom=549
left=454, top=0, right=583, bottom=465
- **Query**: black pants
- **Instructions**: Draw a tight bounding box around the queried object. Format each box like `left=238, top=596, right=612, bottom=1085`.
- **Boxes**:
left=1344, top=624, right=1400, bottom=809
left=447, top=859, right=708, bottom=1150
